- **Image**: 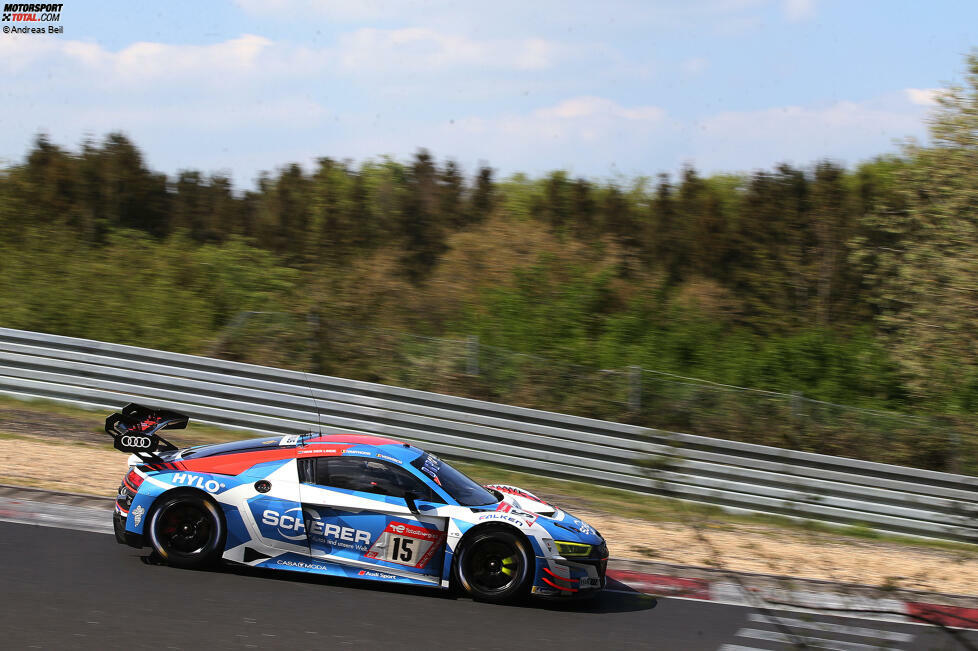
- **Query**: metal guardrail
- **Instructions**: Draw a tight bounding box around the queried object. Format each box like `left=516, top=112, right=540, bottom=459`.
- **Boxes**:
left=0, top=327, right=976, bottom=543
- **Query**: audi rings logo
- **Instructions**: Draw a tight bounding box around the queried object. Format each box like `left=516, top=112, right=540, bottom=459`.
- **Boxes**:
left=119, top=435, right=153, bottom=449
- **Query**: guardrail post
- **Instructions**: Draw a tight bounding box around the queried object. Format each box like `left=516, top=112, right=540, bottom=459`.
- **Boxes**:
left=466, top=335, right=479, bottom=376
left=628, top=365, right=641, bottom=412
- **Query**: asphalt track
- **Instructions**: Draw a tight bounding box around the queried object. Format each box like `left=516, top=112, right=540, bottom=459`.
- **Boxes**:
left=1, top=521, right=974, bottom=650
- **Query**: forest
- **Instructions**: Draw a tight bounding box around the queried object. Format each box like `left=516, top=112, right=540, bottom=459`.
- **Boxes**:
left=3, top=55, right=978, bottom=473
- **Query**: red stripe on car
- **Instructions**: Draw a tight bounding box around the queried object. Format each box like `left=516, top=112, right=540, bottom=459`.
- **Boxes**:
left=179, top=449, right=296, bottom=475
left=541, top=577, right=578, bottom=592
left=543, top=567, right=577, bottom=583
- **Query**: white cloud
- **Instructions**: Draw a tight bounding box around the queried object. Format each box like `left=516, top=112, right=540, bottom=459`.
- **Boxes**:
left=0, top=34, right=275, bottom=86
left=0, top=29, right=560, bottom=92
left=905, top=87, right=942, bottom=106
left=334, top=96, right=674, bottom=178
left=420, top=91, right=931, bottom=178
left=681, top=57, right=709, bottom=75
left=783, top=0, right=816, bottom=22
left=335, top=28, right=557, bottom=73
left=534, top=96, right=665, bottom=121
left=686, top=93, right=929, bottom=172
left=69, top=97, right=330, bottom=131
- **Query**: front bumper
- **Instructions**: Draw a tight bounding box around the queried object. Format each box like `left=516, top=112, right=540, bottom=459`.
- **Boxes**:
left=533, top=541, right=608, bottom=598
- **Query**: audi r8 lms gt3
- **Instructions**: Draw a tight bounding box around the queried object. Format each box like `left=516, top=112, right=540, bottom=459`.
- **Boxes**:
left=108, top=404, right=608, bottom=603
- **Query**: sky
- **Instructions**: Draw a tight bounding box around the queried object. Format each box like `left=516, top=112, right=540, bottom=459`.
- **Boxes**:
left=1, top=0, right=976, bottom=188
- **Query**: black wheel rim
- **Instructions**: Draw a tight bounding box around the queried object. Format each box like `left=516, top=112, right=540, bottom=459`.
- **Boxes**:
left=157, top=502, right=213, bottom=555
left=465, top=538, right=523, bottom=594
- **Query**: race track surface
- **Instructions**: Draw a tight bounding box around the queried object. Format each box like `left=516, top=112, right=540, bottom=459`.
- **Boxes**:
left=0, top=521, right=673, bottom=649
left=0, top=521, right=972, bottom=650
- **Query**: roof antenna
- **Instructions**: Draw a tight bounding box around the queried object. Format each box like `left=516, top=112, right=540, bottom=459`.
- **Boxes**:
left=301, top=310, right=324, bottom=441
left=302, top=370, right=324, bottom=440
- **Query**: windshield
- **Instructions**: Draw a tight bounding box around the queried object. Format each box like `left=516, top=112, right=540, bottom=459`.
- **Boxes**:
left=411, top=453, right=498, bottom=507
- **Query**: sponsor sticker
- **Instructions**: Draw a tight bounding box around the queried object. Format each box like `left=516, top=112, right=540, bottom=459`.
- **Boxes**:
left=495, top=501, right=537, bottom=526
left=419, top=454, right=441, bottom=480
left=261, top=507, right=308, bottom=541
left=365, top=521, right=446, bottom=569
left=276, top=559, right=330, bottom=571
left=573, top=519, right=594, bottom=535
left=131, top=505, right=144, bottom=526
left=279, top=435, right=300, bottom=446
left=259, top=508, right=372, bottom=551
left=170, top=473, right=226, bottom=494
left=476, top=513, right=526, bottom=527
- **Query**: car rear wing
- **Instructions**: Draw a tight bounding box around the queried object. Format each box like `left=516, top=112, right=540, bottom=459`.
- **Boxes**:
left=105, top=403, right=187, bottom=463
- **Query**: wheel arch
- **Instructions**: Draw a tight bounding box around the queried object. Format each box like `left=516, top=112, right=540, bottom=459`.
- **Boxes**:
left=452, top=521, right=537, bottom=600
left=145, top=486, right=228, bottom=561
left=456, top=521, right=534, bottom=551
left=148, top=486, right=221, bottom=515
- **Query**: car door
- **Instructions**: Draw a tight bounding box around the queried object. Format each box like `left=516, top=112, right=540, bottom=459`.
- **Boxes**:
left=298, top=456, right=448, bottom=581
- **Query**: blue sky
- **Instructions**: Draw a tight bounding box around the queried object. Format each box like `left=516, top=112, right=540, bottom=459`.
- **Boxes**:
left=1, top=0, right=976, bottom=188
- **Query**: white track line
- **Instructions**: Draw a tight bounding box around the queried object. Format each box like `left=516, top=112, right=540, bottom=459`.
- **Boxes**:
left=734, top=628, right=904, bottom=651
left=747, top=613, right=913, bottom=642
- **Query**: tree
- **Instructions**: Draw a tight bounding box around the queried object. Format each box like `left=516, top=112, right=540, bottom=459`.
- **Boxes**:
left=727, top=165, right=810, bottom=330
left=311, top=157, right=350, bottom=263
left=400, top=149, right=447, bottom=282
left=569, top=178, right=597, bottom=240
left=533, top=170, right=572, bottom=231
left=91, top=132, right=170, bottom=238
left=258, top=163, right=313, bottom=264
left=865, top=52, right=978, bottom=402
left=678, top=166, right=730, bottom=280
left=439, top=159, right=465, bottom=230
left=171, top=170, right=209, bottom=241
left=647, top=174, right=685, bottom=281
left=468, top=165, right=494, bottom=225
left=601, top=183, right=639, bottom=250
left=808, top=161, right=854, bottom=326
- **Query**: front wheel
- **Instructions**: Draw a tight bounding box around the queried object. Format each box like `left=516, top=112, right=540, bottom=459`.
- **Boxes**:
left=147, top=493, right=225, bottom=569
left=454, top=528, right=532, bottom=604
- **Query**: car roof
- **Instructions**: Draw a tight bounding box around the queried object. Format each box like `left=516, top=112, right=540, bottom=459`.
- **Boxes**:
left=179, top=433, right=424, bottom=466
left=304, top=433, right=405, bottom=447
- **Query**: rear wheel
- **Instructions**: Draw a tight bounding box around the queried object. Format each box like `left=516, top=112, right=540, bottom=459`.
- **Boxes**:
left=147, top=493, right=225, bottom=569
left=454, top=528, right=532, bottom=604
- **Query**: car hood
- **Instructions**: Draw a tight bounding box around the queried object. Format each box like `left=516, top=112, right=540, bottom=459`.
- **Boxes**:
left=481, top=484, right=603, bottom=545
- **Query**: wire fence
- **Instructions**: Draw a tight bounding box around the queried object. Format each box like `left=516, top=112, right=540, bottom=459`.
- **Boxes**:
left=210, top=313, right=977, bottom=476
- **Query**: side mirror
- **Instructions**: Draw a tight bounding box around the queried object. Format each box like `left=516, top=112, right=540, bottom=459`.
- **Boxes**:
left=404, top=491, right=421, bottom=514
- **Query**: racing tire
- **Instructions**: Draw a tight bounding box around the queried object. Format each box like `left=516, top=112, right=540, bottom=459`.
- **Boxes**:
left=454, top=528, right=533, bottom=604
left=147, top=492, right=225, bottom=570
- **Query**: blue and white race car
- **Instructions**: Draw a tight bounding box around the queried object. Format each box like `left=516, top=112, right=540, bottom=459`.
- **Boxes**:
left=108, top=404, right=608, bottom=603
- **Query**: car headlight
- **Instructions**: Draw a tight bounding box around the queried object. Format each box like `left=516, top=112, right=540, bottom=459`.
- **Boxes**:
left=555, top=541, right=592, bottom=557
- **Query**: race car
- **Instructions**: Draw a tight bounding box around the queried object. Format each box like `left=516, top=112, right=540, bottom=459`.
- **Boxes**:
left=108, top=404, right=608, bottom=603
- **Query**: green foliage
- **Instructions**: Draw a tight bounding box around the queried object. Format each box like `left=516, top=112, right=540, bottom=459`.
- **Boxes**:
left=0, top=228, right=297, bottom=353
left=465, top=255, right=617, bottom=362
left=858, top=53, right=978, bottom=404
left=6, top=52, right=978, bottom=475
